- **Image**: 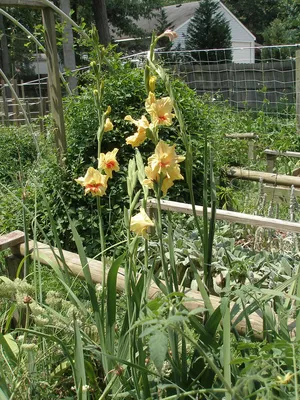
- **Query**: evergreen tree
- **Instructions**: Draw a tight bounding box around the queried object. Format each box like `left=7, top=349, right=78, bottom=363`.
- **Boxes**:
left=185, top=0, right=232, bottom=63
left=155, top=8, right=175, bottom=50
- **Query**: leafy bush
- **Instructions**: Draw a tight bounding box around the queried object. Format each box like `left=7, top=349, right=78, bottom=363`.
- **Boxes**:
left=0, top=126, right=38, bottom=182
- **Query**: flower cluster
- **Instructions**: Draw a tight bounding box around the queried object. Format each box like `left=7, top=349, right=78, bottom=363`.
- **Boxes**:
left=124, top=91, right=175, bottom=148
left=75, top=111, right=119, bottom=197
left=143, top=140, right=185, bottom=196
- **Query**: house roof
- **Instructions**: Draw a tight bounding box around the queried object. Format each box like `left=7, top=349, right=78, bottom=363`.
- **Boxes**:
left=114, top=1, right=255, bottom=42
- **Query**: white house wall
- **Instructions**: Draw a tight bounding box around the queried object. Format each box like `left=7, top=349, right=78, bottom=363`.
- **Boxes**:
left=172, top=2, right=255, bottom=63
left=232, top=42, right=255, bottom=64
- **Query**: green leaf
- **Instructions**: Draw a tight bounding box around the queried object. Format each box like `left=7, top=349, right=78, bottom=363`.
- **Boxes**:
left=0, top=333, right=17, bottom=366
left=149, top=331, right=168, bottom=374
left=74, top=317, right=87, bottom=400
left=107, top=253, right=126, bottom=354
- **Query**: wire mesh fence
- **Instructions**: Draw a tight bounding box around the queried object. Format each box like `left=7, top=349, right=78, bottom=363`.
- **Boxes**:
left=123, top=44, right=300, bottom=121
left=1, top=44, right=300, bottom=128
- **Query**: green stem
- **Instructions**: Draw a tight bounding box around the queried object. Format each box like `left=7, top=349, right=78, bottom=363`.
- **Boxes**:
left=97, top=197, right=106, bottom=317
left=223, top=274, right=232, bottom=400
left=156, top=188, right=173, bottom=293
left=296, top=268, right=300, bottom=342
left=293, top=343, right=299, bottom=400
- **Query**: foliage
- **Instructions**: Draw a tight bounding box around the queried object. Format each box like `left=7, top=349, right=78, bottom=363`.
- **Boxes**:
left=0, top=8, right=40, bottom=78
left=70, top=0, right=163, bottom=38
left=155, top=8, right=175, bottom=50
left=0, top=126, right=37, bottom=183
left=222, top=0, right=280, bottom=43
left=2, top=19, right=300, bottom=400
left=185, top=0, right=232, bottom=63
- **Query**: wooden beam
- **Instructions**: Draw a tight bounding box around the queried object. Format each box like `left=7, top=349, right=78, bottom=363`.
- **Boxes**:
left=264, top=149, right=300, bottom=158
left=227, top=167, right=300, bottom=188
left=42, top=7, right=67, bottom=163
left=146, top=198, right=300, bottom=234
left=296, top=49, right=300, bottom=134
left=0, top=0, right=45, bottom=6
left=263, top=185, right=300, bottom=203
left=225, top=133, right=258, bottom=139
left=10, top=239, right=277, bottom=339
left=0, top=230, right=25, bottom=251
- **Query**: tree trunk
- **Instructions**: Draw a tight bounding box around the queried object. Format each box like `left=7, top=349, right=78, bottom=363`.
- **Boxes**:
left=92, top=0, right=111, bottom=46
left=60, top=0, right=78, bottom=93
left=0, top=13, right=11, bottom=98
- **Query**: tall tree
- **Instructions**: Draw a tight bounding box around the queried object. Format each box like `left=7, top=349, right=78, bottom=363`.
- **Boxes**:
left=60, top=0, right=78, bottom=92
left=185, top=0, right=232, bottom=63
left=92, top=0, right=110, bottom=45
left=71, top=0, right=163, bottom=42
left=222, top=0, right=280, bottom=43
left=155, top=8, right=175, bottom=49
left=0, top=13, right=11, bottom=98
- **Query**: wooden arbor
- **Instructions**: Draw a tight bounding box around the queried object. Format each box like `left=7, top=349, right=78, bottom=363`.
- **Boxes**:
left=0, top=0, right=67, bottom=162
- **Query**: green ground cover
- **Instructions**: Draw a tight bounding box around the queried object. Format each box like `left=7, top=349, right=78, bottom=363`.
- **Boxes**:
left=1, top=28, right=300, bottom=400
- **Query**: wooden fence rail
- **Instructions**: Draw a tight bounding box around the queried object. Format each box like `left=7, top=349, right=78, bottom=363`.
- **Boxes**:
left=0, top=231, right=276, bottom=339
left=2, top=188, right=300, bottom=341
left=146, top=198, right=300, bottom=233
left=0, top=97, right=49, bottom=132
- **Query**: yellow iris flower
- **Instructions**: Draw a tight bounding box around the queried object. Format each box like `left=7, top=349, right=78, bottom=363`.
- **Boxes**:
left=98, top=148, right=120, bottom=178
left=124, top=115, right=150, bottom=147
left=145, top=92, right=175, bottom=127
left=143, top=140, right=185, bottom=196
left=130, top=208, right=154, bottom=237
left=75, top=167, right=108, bottom=197
left=104, top=118, right=114, bottom=132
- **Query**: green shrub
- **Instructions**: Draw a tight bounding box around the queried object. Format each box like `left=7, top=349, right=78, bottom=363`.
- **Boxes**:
left=0, top=126, right=38, bottom=182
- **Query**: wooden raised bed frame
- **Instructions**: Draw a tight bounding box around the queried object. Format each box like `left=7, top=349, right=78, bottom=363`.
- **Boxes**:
left=2, top=194, right=300, bottom=340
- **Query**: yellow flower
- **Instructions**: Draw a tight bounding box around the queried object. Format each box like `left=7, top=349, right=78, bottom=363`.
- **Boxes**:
left=105, top=105, right=111, bottom=116
left=276, top=372, right=293, bottom=385
left=75, top=167, right=108, bottom=197
left=104, top=118, right=113, bottom=132
left=148, top=140, right=185, bottom=177
left=143, top=141, right=185, bottom=196
left=130, top=208, right=154, bottom=237
left=149, top=76, right=157, bottom=92
left=143, top=168, right=180, bottom=196
left=145, top=92, right=175, bottom=126
left=158, top=29, right=178, bottom=41
left=124, top=115, right=150, bottom=147
left=98, top=148, right=120, bottom=178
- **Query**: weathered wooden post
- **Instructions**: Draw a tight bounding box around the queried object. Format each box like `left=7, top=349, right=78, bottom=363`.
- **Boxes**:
left=296, top=49, right=300, bottom=134
left=0, top=0, right=67, bottom=164
left=12, top=78, right=20, bottom=125
left=42, top=6, right=67, bottom=162
left=1, top=79, right=9, bottom=126
left=0, top=231, right=25, bottom=280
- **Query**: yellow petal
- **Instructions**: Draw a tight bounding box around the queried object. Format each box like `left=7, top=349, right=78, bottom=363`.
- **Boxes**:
left=98, top=148, right=119, bottom=178
left=130, top=208, right=154, bottom=237
left=75, top=167, right=108, bottom=197
left=104, top=118, right=113, bottom=132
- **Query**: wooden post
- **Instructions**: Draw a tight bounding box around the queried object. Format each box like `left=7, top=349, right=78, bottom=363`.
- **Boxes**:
left=25, top=100, right=31, bottom=124
left=20, top=79, right=25, bottom=98
left=11, top=78, right=20, bottom=126
left=266, top=154, right=277, bottom=173
left=296, top=49, right=300, bottom=134
left=39, top=97, right=46, bottom=134
left=0, top=80, right=9, bottom=125
left=42, top=6, right=67, bottom=164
